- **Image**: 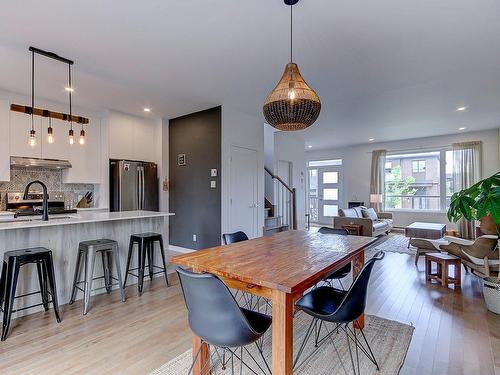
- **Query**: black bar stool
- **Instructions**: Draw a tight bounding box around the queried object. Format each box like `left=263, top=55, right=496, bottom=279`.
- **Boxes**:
left=69, top=239, right=126, bottom=315
left=0, top=247, right=61, bottom=341
left=123, top=232, right=169, bottom=295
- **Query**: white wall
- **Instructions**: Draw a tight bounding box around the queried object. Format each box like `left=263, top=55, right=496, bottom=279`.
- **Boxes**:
left=274, top=132, right=307, bottom=229
left=305, top=129, right=500, bottom=229
left=264, top=124, right=276, bottom=203
left=221, top=106, right=264, bottom=237
left=98, top=110, right=163, bottom=209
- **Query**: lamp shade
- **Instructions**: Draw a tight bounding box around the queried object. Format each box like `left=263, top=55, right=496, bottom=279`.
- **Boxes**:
left=370, top=194, right=383, bottom=204
left=263, top=63, right=321, bottom=131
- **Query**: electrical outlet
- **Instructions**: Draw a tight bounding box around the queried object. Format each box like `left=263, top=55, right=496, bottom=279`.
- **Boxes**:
left=192, top=234, right=197, bottom=242
left=210, top=180, right=216, bottom=188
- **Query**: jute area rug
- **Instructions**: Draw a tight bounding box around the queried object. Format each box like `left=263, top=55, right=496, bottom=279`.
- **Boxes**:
left=150, top=312, right=414, bottom=375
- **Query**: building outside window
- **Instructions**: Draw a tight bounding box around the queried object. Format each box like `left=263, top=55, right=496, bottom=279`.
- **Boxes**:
left=385, top=150, right=453, bottom=211
left=411, top=160, right=426, bottom=173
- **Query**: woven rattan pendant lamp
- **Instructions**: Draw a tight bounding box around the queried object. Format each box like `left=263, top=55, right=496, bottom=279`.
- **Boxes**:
left=263, top=0, right=321, bottom=131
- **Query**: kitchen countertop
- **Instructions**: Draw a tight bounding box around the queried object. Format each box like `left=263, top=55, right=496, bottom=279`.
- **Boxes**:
left=0, top=210, right=174, bottom=231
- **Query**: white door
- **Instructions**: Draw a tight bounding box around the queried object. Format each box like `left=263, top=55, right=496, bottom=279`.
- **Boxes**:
left=230, top=146, right=259, bottom=238
left=317, top=166, right=342, bottom=224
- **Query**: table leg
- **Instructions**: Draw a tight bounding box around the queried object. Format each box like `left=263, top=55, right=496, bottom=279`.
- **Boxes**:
left=352, top=250, right=365, bottom=329
left=455, top=262, right=461, bottom=287
left=192, top=336, right=210, bottom=375
left=441, top=262, right=447, bottom=287
left=272, top=290, right=294, bottom=375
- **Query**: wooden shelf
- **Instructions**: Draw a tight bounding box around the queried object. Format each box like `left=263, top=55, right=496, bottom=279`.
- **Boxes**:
left=10, top=103, right=89, bottom=124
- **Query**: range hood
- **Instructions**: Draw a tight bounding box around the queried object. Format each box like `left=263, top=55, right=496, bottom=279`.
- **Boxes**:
left=11, top=156, right=72, bottom=169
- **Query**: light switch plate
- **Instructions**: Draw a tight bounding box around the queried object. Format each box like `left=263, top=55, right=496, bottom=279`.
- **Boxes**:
left=211, top=168, right=217, bottom=177
left=210, top=180, right=216, bottom=188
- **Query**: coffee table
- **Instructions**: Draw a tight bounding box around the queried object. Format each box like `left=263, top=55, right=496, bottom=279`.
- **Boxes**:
left=405, top=222, right=446, bottom=248
left=425, top=252, right=461, bottom=288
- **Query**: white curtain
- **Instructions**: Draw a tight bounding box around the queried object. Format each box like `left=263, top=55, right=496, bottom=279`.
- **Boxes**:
left=370, top=150, right=387, bottom=211
left=452, top=141, right=482, bottom=239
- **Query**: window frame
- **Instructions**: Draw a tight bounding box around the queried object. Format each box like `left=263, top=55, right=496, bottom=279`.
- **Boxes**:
left=384, top=149, right=451, bottom=212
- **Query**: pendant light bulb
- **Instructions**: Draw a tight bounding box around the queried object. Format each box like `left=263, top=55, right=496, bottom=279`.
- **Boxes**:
left=47, top=119, right=54, bottom=144
left=69, top=128, right=74, bottom=145
left=79, top=128, right=85, bottom=145
left=29, top=129, right=37, bottom=147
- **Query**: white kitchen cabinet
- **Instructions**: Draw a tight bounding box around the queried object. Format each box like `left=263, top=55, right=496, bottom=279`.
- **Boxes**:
left=62, top=117, right=101, bottom=183
left=0, top=100, right=10, bottom=181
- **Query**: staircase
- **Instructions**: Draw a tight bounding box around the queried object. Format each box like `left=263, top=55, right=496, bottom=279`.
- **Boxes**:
left=264, top=167, right=297, bottom=236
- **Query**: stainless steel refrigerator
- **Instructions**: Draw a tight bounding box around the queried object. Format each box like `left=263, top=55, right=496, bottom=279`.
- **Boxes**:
left=110, top=160, right=159, bottom=212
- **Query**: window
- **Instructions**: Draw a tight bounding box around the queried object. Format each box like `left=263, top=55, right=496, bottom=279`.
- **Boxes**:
left=411, top=160, right=426, bottom=173
left=385, top=150, right=452, bottom=211
left=308, top=159, right=342, bottom=167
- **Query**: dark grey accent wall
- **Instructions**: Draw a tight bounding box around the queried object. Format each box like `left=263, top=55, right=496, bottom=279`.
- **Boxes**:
left=169, top=106, right=221, bottom=249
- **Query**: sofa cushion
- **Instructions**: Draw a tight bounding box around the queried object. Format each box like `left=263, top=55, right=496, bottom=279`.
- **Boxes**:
left=373, top=221, right=389, bottom=231
left=361, top=207, right=378, bottom=221
left=339, top=208, right=359, bottom=218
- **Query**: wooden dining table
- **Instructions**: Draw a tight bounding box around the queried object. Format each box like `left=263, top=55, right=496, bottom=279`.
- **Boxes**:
left=171, top=230, right=377, bottom=375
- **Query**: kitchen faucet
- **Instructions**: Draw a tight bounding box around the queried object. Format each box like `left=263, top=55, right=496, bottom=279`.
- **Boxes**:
left=23, top=180, right=49, bottom=221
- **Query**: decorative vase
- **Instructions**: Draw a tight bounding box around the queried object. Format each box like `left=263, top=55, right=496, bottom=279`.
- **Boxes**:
left=480, top=214, right=499, bottom=235
left=483, top=276, right=500, bottom=315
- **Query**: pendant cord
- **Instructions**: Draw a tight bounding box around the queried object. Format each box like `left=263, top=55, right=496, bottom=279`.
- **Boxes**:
left=31, top=50, right=34, bottom=132
left=290, top=2, right=293, bottom=64
left=68, top=63, right=73, bottom=131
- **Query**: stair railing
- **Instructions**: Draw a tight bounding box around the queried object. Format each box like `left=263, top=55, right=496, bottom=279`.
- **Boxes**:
left=264, top=166, right=297, bottom=230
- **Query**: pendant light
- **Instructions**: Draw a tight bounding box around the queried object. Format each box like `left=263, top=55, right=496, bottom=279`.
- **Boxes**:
left=47, top=117, right=54, bottom=143
left=263, top=0, right=321, bottom=131
left=29, top=50, right=37, bottom=147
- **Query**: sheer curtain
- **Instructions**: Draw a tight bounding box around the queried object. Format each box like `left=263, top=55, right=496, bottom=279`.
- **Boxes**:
left=452, top=141, right=482, bottom=239
left=370, top=150, right=387, bottom=211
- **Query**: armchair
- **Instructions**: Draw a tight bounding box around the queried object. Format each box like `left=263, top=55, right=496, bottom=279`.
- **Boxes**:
left=411, top=235, right=499, bottom=277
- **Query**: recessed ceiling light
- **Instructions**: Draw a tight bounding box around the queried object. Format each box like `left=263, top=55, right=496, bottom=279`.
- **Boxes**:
left=456, top=106, right=467, bottom=112
left=64, top=87, right=74, bottom=92
left=458, top=127, right=466, bottom=131
left=308, top=145, right=312, bottom=148
left=143, top=108, right=151, bottom=112
left=369, top=138, right=374, bottom=142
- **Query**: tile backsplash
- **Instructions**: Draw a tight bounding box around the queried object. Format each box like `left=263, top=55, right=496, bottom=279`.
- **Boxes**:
left=0, top=167, right=94, bottom=210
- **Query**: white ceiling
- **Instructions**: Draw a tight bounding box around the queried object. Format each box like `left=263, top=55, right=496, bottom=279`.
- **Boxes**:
left=0, top=0, right=499, bottom=149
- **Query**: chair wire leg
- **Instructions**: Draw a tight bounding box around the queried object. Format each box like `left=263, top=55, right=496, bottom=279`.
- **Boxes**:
left=323, top=324, right=350, bottom=375
left=345, top=323, right=358, bottom=375
left=344, top=324, right=378, bottom=367
left=353, top=325, right=360, bottom=375
left=255, top=340, right=271, bottom=374
left=187, top=341, right=203, bottom=375
left=293, top=317, right=317, bottom=369
left=360, top=327, right=380, bottom=370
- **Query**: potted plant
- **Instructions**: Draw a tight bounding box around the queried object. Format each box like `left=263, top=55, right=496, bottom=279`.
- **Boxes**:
left=447, top=171, right=500, bottom=313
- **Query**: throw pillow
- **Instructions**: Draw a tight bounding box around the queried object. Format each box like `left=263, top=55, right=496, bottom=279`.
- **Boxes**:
left=362, top=207, right=378, bottom=221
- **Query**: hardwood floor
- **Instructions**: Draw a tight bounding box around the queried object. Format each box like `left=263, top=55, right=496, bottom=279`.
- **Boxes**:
left=1, top=250, right=499, bottom=374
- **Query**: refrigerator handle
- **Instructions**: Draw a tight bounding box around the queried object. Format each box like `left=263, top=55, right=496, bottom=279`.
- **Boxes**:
left=137, top=167, right=142, bottom=210
left=141, top=166, right=145, bottom=210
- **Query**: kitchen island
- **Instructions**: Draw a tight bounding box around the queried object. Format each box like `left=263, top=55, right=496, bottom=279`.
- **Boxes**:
left=0, top=210, right=174, bottom=317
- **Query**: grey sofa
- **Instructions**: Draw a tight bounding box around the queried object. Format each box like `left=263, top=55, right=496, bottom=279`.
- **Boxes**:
left=333, top=207, right=393, bottom=237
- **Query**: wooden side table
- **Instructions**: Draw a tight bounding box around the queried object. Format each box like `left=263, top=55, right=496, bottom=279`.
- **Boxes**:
left=342, top=224, right=362, bottom=236
left=425, top=253, right=461, bottom=288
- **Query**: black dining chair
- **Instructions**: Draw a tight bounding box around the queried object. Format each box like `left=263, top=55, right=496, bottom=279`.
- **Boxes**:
left=177, top=267, right=272, bottom=375
left=222, top=231, right=249, bottom=245
left=293, top=251, right=385, bottom=374
left=318, top=227, right=351, bottom=290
